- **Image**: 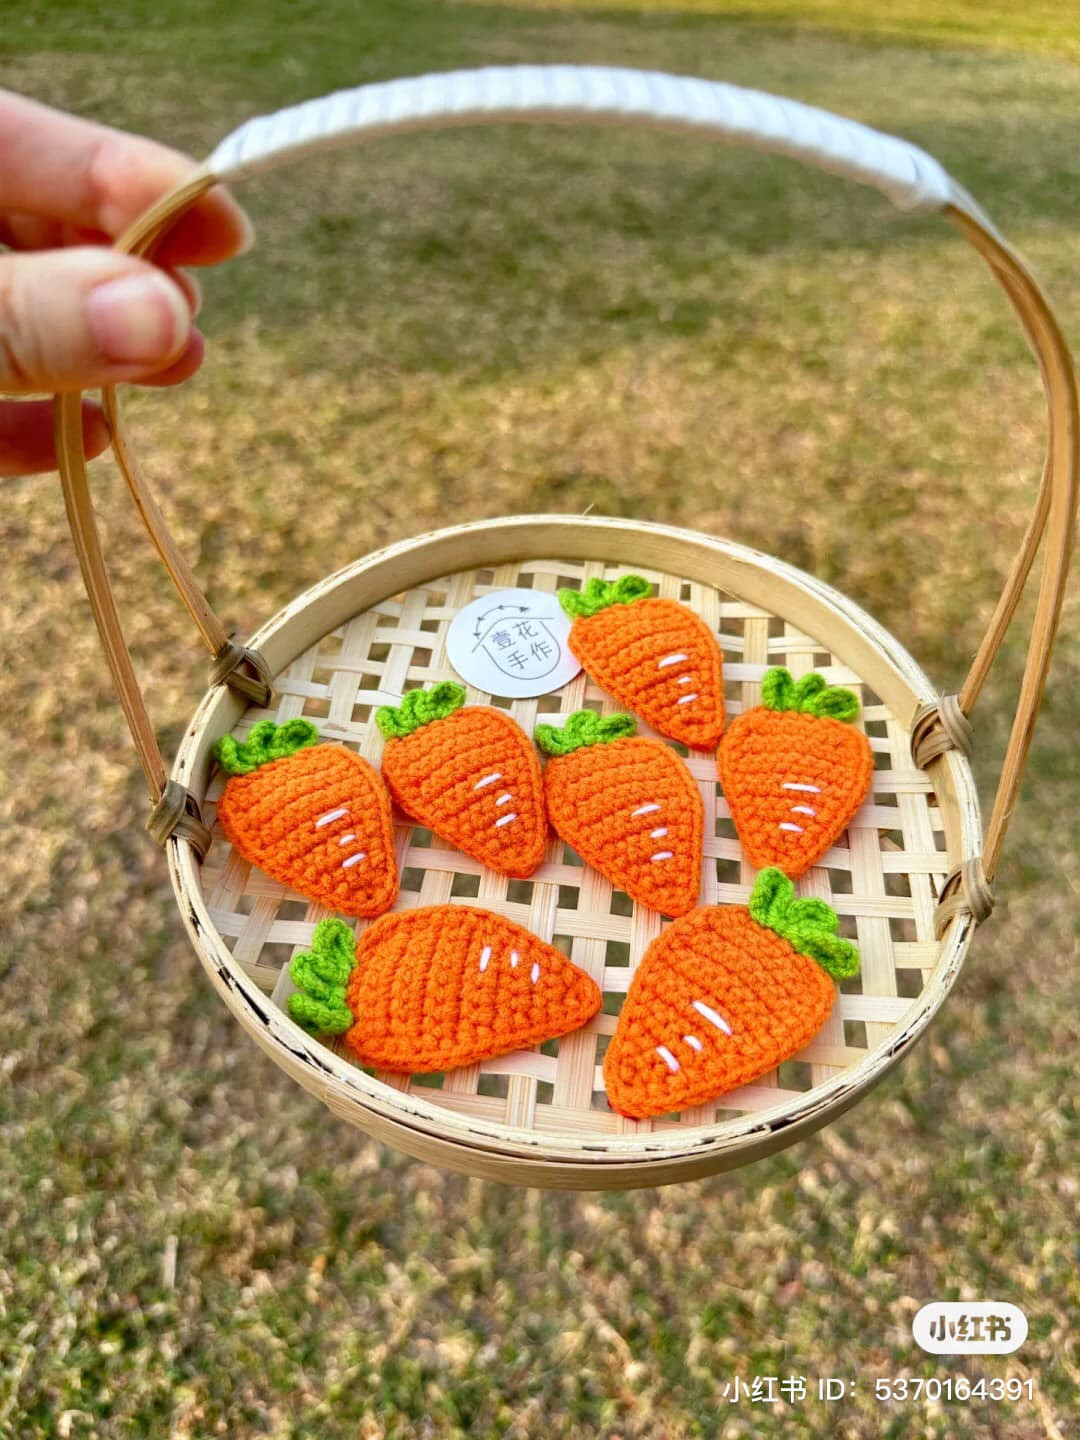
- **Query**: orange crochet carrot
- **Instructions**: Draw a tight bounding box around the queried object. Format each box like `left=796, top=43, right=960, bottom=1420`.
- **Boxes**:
left=604, top=868, right=859, bottom=1119
left=558, top=575, right=724, bottom=749
left=287, top=905, right=602, bottom=1073
left=717, top=667, right=873, bottom=879
left=377, top=683, right=546, bottom=878
left=536, top=710, right=703, bottom=917
left=213, top=719, right=399, bottom=917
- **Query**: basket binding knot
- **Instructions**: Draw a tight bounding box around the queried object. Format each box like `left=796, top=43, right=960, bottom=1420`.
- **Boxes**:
left=146, top=780, right=213, bottom=861
left=208, top=635, right=274, bottom=707
left=910, top=693, right=974, bottom=768
left=934, top=857, right=994, bottom=940
left=910, top=698, right=992, bottom=936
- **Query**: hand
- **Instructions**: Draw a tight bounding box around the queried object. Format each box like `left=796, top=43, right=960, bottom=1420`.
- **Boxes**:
left=0, top=90, right=252, bottom=477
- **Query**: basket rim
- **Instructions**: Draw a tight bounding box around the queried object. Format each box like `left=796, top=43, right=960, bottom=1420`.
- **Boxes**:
left=168, top=514, right=982, bottom=1169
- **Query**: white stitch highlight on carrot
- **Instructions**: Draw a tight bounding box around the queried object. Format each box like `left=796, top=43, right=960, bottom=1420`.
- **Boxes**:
left=650, top=827, right=668, bottom=839
left=791, top=805, right=816, bottom=816
left=632, top=803, right=661, bottom=816
left=495, top=792, right=512, bottom=806
left=650, top=850, right=674, bottom=862
left=495, top=812, right=517, bottom=828
left=677, top=693, right=698, bottom=705
left=677, top=675, right=692, bottom=685
left=693, top=999, right=732, bottom=1034
left=341, top=852, right=367, bottom=869
left=479, top=945, right=492, bottom=972
left=315, top=807, right=348, bottom=828
left=779, top=821, right=804, bottom=833
left=783, top=782, right=821, bottom=794
left=656, top=1045, right=680, bottom=1072
left=337, top=833, right=356, bottom=845
left=530, top=962, right=540, bottom=984
left=473, top=772, right=501, bottom=790
left=510, top=950, right=519, bottom=968
left=684, top=1035, right=703, bottom=1052
left=657, top=653, right=689, bottom=669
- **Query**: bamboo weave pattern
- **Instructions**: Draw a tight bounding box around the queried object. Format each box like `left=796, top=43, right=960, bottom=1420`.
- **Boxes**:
left=201, top=557, right=950, bottom=1137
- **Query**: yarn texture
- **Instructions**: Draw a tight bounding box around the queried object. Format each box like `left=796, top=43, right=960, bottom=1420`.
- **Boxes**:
left=286, top=916, right=356, bottom=1034
left=213, top=720, right=399, bottom=917
left=604, top=868, right=859, bottom=1119
left=717, top=666, right=873, bottom=878
left=215, top=716, right=319, bottom=775
left=289, top=906, right=603, bottom=1073
left=557, top=575, right=725, bottom=750
left=536, top=709, right=703, bottom=917
left=377, top=682, right=546, bottom=878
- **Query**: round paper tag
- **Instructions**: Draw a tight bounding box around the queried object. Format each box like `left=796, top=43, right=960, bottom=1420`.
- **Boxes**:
left=446, top=588, right=582, bottom=699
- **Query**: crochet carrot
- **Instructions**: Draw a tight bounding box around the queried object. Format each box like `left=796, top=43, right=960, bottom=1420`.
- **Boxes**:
left=377, top=682, right=546, bottom=878
left=604, top=868, right=859, bottom=1119
left=558, top=575, right=724, bottom=749
left=287, top=905, right=602, bottom=1073
left=213, top=719, right=399, bottom=917
left=535, top=710, right=703, bottom=917
left=717, top=667, right=873, bottom=879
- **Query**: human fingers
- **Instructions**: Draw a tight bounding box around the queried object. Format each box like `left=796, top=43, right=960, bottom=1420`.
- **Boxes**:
left=0, top=246, right=198, bottom=393
left=0, top=90, right=253, bottom=265
left=0, top=397, right=109, bottom=477
left=0, top=213, right=203, bottom=322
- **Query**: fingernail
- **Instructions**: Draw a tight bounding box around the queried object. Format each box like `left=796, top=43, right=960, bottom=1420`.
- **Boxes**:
left=235, top=207, right=256, bottom=256
left=184, top=271, right=203, bottom=317
left=87, top=273, right=190, bottom=366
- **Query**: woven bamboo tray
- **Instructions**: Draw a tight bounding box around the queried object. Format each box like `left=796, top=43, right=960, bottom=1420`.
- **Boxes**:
left=53, top=68, right=1076, bottom=1189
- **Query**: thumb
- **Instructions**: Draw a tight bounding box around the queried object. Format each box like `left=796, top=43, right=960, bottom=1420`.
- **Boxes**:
left=0, top=246, right=192, bottom=393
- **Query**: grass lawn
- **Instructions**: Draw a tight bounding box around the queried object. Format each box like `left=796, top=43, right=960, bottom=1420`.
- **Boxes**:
left=1, top=3, right=1077, bottom=1437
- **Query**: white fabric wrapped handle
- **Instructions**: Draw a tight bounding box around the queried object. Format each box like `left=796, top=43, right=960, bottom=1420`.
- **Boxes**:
left=206, top=64, right=963, bottom=215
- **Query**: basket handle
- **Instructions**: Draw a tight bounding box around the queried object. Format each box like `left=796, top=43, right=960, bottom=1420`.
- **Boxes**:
left=207, top=66, right=957, bottom=210
left=53, top=65, right=1076, bottom=906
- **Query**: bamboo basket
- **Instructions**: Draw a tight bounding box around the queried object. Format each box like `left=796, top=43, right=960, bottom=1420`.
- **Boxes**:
left=54, top=68, right=1076, bottom=1189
